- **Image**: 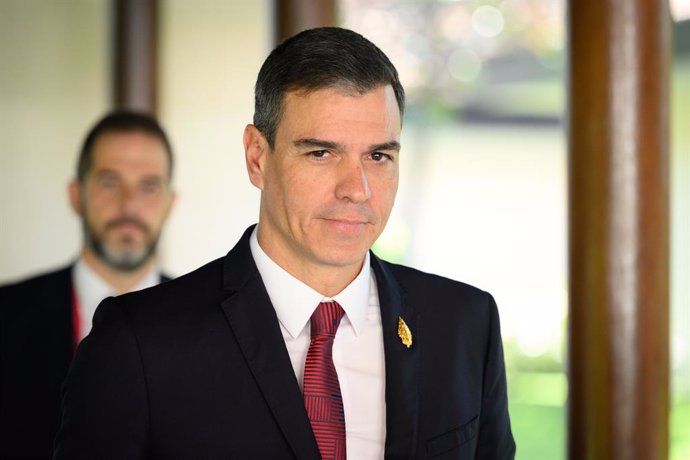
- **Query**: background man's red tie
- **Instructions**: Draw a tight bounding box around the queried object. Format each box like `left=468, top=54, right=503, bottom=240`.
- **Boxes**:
left=303, top=301, right=346, bottom=460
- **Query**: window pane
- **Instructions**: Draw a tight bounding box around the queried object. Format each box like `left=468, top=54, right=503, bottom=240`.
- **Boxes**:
left=671, top=10, right=690, bottom=460
left=339, top=1, right=567, bottom=457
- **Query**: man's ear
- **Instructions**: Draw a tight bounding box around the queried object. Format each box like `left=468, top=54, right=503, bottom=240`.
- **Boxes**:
left=244, top=124, right=269, bottom=190
left=68, top=180, right=83, bottom=216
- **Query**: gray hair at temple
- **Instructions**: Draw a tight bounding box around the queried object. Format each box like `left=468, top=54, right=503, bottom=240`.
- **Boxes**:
left=253, top=27, right=406, bottom=148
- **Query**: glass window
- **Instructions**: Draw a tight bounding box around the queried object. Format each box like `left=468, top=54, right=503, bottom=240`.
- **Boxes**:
left=670, top=4, right=690, bottom=460
left=339, top=1, right=567, bottom=457
left=340, top=1, right=689, bottom=458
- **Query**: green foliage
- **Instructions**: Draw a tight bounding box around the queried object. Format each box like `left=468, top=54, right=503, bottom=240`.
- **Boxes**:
left=508, top=375, right=690, bottom=459
left=509, top=400, right=565, bottom=459
left=672, top=402, right=690, bottom=460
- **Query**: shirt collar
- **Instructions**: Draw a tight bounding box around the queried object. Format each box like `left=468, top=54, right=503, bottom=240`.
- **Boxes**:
left=73, top=256, right=160, bottom=309
left=249, top=226, right=371, bottom=338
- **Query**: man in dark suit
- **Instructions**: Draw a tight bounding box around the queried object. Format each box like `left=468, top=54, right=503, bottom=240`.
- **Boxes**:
left=0, top=111, right=176, bottom=459
left=54, top=28, right=515, bottom=459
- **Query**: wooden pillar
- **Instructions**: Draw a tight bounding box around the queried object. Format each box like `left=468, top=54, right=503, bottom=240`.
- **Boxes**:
left=113, top=0, right=158, bottom=113
left=274, top=0, right=336, bottom=45
left=567, top=1, right=671, bottom=459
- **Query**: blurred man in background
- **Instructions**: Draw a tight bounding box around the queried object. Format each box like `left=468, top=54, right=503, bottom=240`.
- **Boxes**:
left=0, top=111, right=176, bottom=459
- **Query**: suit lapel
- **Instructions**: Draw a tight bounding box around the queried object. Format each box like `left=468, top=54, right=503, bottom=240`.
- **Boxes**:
left=372, top=254, right=421, bottom=460
left=220, top=227, right=321, bottom=460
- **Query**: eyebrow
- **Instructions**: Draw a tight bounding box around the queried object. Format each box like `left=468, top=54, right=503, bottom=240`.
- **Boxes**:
left=93, top=169, right=169, bottom=184
left=294, top=138, right=342, bottom=151
left=369, top=141, right=401, bottom=152
left=293, top=138, right=401, bottom=152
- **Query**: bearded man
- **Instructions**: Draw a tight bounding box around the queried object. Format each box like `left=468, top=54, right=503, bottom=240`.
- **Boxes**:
left=0, top=111, right=176, bottom=460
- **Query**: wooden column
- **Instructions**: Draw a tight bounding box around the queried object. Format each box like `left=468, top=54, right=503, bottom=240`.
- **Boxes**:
left=113, top=0, right=158, bottom=113
left=567, top=1, right=671, bottom=459
left=274, top=0, right=336, bottom=45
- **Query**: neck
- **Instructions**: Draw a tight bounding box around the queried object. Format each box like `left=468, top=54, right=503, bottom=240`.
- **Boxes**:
left=81, top=248, right=156, bottom=294
left=295, top=261, right=363, bottom=298
left=256, top=235, right=363, bottom=298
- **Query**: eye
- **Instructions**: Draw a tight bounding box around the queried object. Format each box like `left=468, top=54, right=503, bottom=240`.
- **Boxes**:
left=99, top=175, right=118, bottom=189
left=370, top=152, right=393, bottom=162
left=307, top=150, right=331, bottom=160
left=140, top=181, right=161, bottom=194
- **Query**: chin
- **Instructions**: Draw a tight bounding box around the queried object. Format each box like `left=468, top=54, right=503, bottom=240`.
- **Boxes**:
left=315, top=247, right=370, bottom=269
left=104, top=242, right=150, bottom=264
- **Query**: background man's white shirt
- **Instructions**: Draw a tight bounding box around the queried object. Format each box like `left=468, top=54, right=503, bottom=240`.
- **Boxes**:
left=72, top=258, right=160, bottom=342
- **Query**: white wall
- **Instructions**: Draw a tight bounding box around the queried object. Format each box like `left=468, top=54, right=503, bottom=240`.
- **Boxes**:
left=157, top=0, right=271, bottom=276
left=0, top=0, right=110, bottom=282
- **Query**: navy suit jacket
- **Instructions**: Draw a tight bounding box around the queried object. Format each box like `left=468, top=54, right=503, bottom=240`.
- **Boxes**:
left=0, top=265, right=170, bottom=460
left=55, top=227, right=515, bottom=459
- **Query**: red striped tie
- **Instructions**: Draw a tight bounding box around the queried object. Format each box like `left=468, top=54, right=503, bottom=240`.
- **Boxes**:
left=303, top=301, right=346, bottom=460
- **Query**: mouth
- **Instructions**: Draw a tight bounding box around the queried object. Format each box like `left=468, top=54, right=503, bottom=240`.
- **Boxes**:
left=106, top=219, right=149, bottom=235
left=321, top=218, right=370, bottom=233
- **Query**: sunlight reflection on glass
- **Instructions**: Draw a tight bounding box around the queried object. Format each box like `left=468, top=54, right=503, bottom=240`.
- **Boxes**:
left=472, top=5, right=505, bottom=38
left=671, top=0, right=690, bottom=21
left=447, top=48, right=483, bottom=82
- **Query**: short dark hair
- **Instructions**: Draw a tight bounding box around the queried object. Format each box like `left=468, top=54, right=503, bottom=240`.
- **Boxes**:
left=77, top=111, right=174, bottom=183
left=253, top=27, right=405, bottom=147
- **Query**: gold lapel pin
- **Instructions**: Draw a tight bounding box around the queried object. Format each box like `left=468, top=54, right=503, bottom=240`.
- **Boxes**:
left=397, top=316, right=413, bottom=349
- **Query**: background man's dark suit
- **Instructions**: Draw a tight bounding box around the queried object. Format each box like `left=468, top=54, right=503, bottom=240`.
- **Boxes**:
left=1, top=267, right=73, bottom=460
left=0, top=266, right=170, bottom=460
left=55, top=226, right=515, bottom=459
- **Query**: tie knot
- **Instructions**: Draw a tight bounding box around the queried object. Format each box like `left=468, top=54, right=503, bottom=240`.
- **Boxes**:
left=311, top=301, right=345, bottom=337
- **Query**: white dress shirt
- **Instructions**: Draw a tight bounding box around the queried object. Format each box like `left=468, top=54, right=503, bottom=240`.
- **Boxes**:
left=250, top=228, right=386, bottom=459
left=72, top=257, right=160, bottom=342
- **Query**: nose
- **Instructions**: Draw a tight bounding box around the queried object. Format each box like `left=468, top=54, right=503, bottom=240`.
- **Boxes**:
left=334, top=159, right=371, bottom=203
left=119, top=185, right=141, bottom=215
